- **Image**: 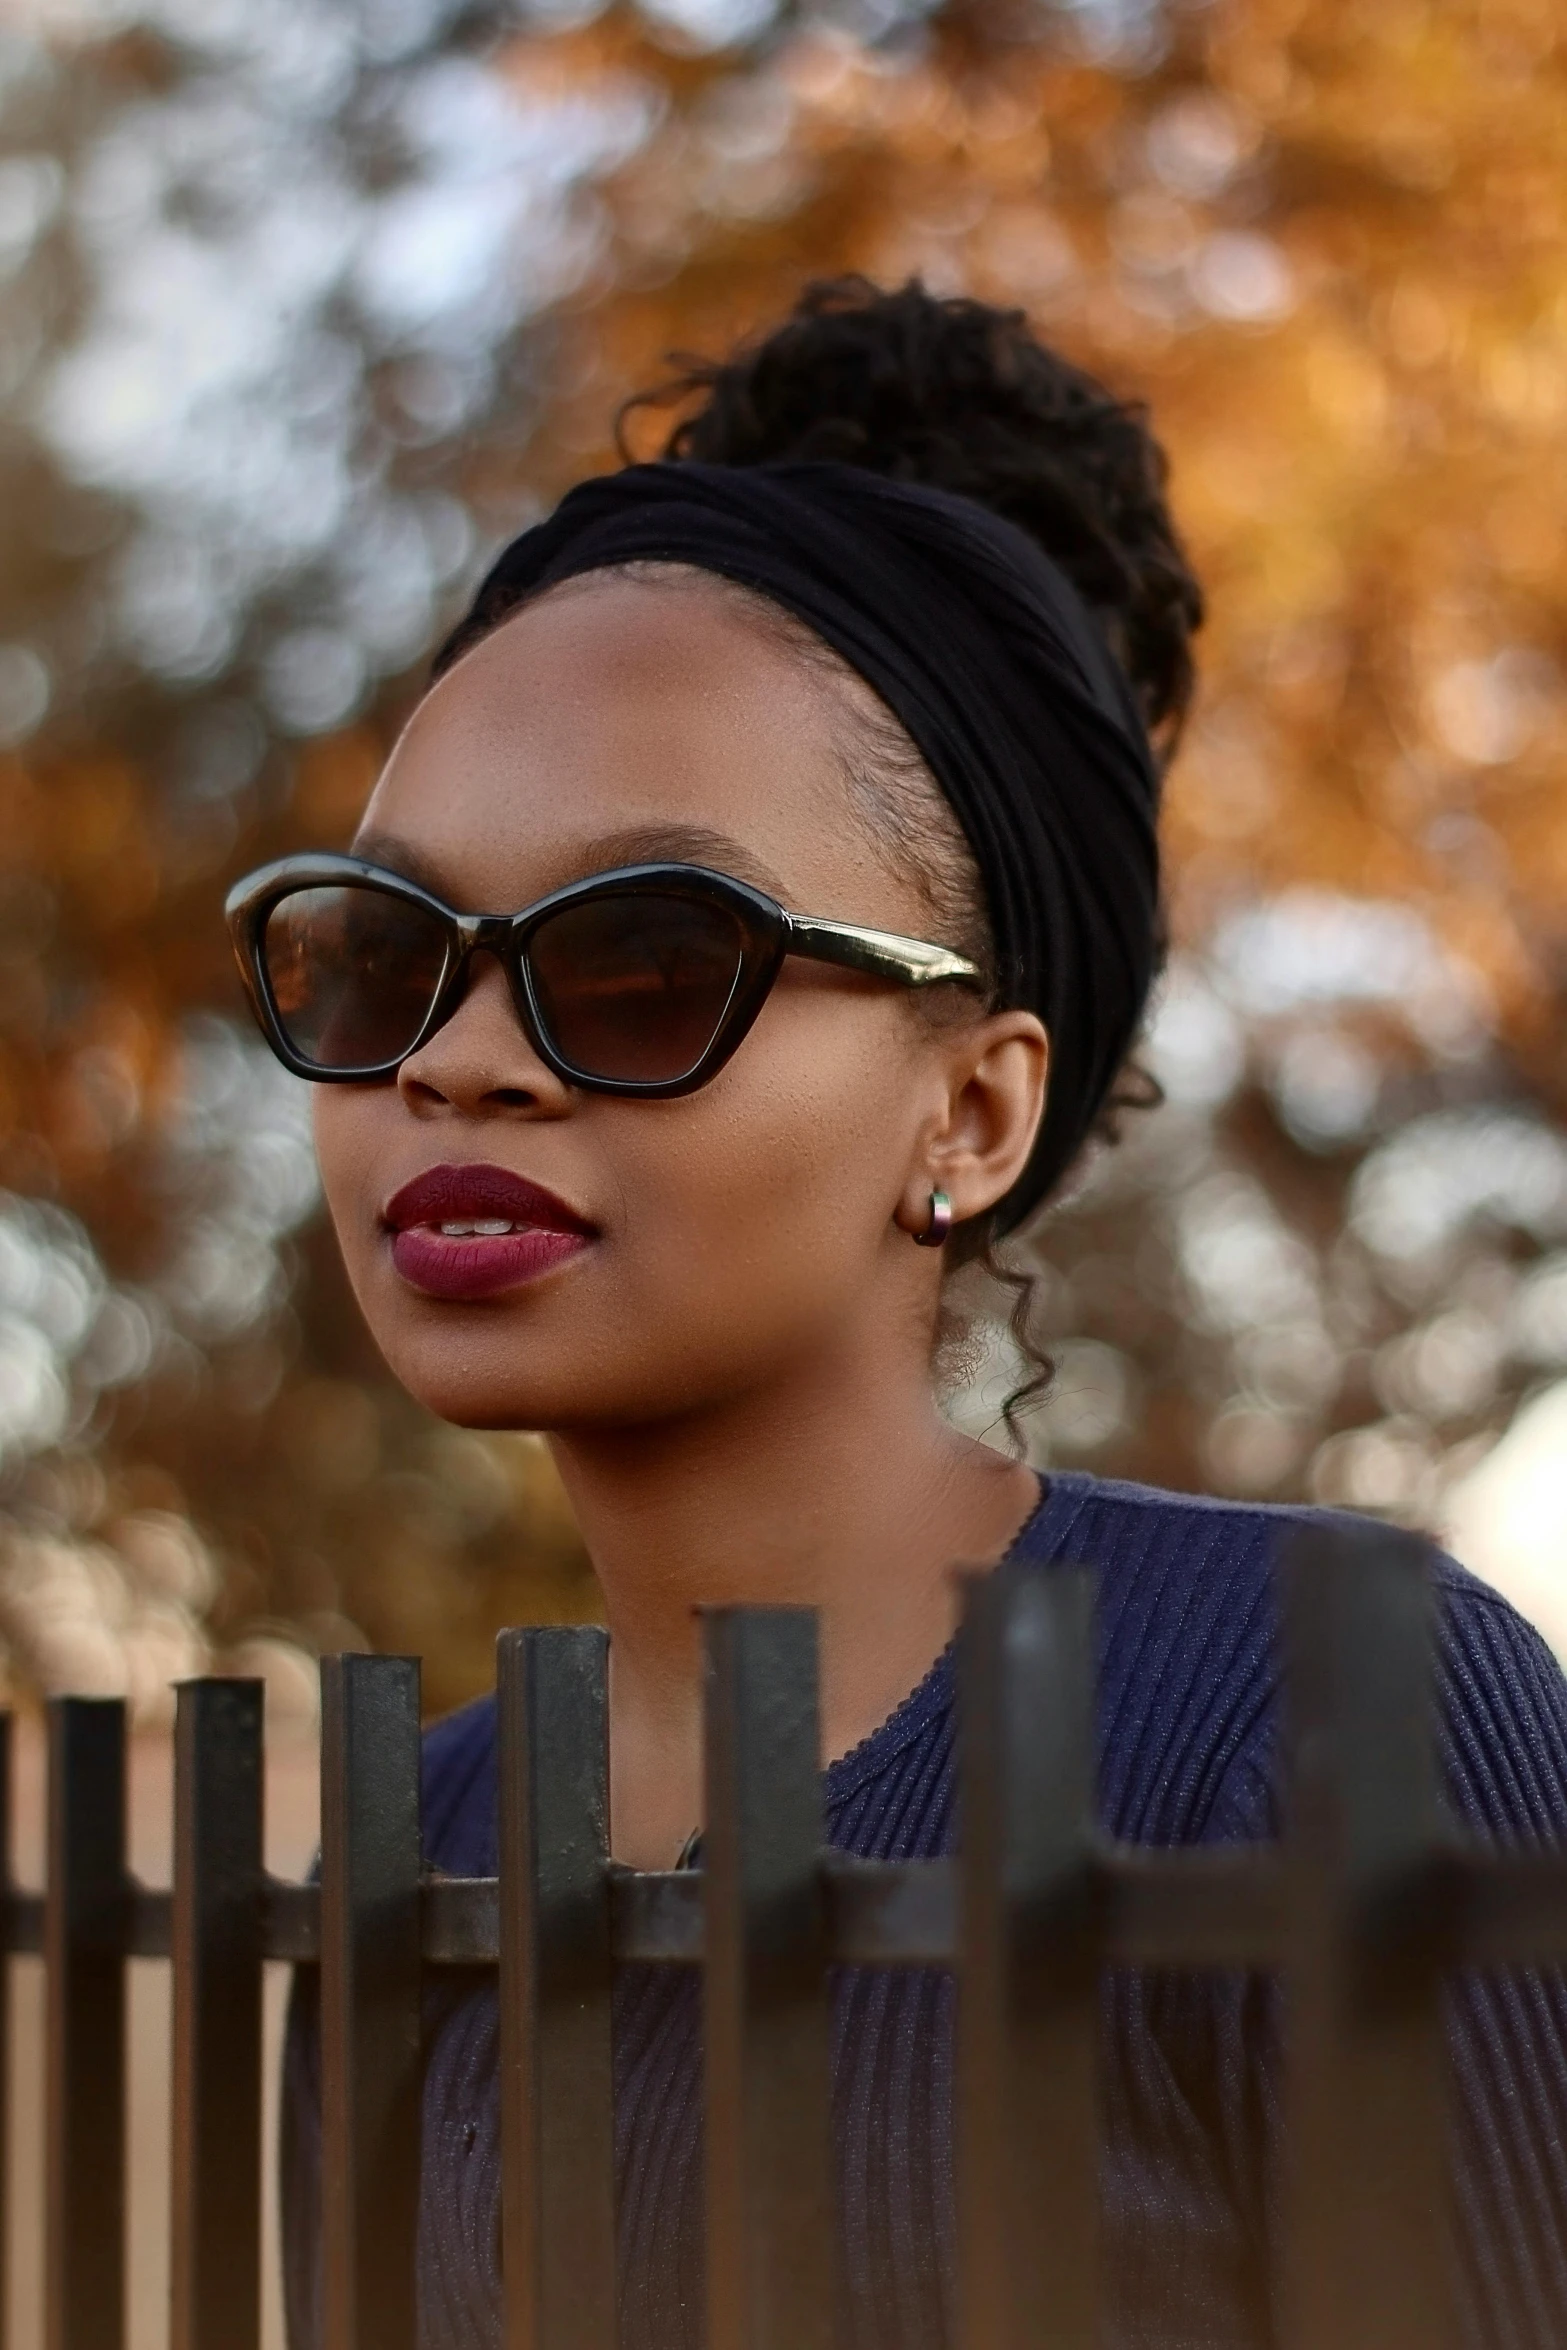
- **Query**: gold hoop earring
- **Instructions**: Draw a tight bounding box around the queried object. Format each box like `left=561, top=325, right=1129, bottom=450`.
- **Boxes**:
left=913, top=1188, right=952, bottom=1248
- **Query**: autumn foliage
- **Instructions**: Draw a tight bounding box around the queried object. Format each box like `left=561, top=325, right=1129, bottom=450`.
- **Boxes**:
left=0, top=0, right=1563, bottom=1715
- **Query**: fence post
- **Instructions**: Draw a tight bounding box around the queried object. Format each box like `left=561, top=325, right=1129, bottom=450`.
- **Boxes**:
left=1282, top=1524, right=1456, bottom=2350
left=45, top=1698, right=127, bottom=2350
left=958, top=1564, right=1099, bottom=2350
left=319, top=1653, right=423, bottom=2350
left=171, top=1677, right=265, bottom=2350
left=0, top=1712, right=12, bottom=2350
left=703, top=1607, right=834, bottom=2350
left=497, top=1626, right=616, bottom=2350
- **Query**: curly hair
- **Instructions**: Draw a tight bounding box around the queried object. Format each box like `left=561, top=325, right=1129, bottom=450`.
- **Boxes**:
left=622, top=273, right=1203, bottom=756
left=619, top=276, right=1200, bottom=1451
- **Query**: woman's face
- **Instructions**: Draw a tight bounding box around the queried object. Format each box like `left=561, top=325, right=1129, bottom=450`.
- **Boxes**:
left=312, top=574, right=1036, bottom=1434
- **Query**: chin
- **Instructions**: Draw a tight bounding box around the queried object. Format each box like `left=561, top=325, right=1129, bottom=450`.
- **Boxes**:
left=359, top=1268, right=828, bottom=1434
left=387, top=1353, right=588, bottom=1433
left=374, top=1329, right=653, bottom=1434
left=387, top=1333, right=765, bottom=1439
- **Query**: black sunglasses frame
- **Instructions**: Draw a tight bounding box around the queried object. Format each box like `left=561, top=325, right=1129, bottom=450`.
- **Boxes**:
left=225, top=853, right=982, bottom=1100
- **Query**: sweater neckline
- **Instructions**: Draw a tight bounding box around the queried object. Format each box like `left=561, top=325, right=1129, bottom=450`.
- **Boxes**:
left=821, top=1469, right=1096, bottom=1812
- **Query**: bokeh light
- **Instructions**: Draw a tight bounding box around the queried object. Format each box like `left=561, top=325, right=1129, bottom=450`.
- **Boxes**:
left=0, top=0, right=1563, bottom=1721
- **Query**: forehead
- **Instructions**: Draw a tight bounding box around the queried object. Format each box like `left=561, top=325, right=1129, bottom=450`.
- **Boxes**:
left=359, top=573, right=899, bottom=916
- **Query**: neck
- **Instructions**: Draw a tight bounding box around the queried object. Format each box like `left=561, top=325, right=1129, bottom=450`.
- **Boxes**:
left=548, top=1337, right=1039, bottom=1867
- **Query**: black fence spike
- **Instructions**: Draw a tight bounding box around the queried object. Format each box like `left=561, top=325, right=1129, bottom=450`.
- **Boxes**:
left=958, top=1564, right=1099, bottom=2350
left=1282, top=1522, right=1457, bottom=2350
left=703, top=1606, right=835, bottom=2350
left=0, top=1711, right=11, bottom=2350
left=45, top=1697, right=128, bottom=2350
left=319, top=1653, right=423, bottom=2350
left=497, top=1624, right=617, bottom=2350
left=171, top=1677, right=265, bottom=2350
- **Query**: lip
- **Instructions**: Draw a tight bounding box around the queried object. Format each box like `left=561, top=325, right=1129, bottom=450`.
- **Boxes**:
left=382, top=1162, right=595, bottom=1301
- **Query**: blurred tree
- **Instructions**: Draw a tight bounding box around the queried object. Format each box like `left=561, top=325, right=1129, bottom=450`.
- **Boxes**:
left=0, top=0, right=1563, bottom=1716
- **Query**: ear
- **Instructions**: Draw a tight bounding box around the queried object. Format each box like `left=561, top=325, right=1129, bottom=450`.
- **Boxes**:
left=892, top=1011, right=1050, bottom=1239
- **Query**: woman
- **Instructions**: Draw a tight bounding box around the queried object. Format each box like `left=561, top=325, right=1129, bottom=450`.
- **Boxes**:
left=243, top=279, right=1567, bottom=2347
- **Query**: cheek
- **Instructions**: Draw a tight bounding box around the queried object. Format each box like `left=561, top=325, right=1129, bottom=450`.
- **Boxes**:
left=607, top=994, right=925, bottom=1311
left=311, top=1088, right=394, bottom=1286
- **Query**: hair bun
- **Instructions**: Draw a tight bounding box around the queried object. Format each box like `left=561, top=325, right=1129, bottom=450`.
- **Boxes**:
left=628, top=275, right=1203, bottom=756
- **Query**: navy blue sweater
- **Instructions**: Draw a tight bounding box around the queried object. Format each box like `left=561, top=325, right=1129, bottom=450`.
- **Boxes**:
left=283, top=1471, right=1567, bottom=2348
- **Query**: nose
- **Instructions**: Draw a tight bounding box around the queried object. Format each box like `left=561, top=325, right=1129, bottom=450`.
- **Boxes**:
left=395, top=951, right=572, bottom=1121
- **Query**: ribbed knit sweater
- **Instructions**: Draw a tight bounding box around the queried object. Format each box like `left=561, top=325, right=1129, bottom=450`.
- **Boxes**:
left=282, top=1470, right=1567, bottom=2348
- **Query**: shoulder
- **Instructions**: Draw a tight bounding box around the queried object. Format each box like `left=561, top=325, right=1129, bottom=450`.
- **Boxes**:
left=421, top=1693, right=498, bottom=1875
left=1024, top=1465, right=1529, bottom=1625
left=1432, top=1560, right=1567, bottom=1843
left=1014, top=1471, right=1305, bottom=1839
left=1018, top=1471, right=1567, bottom=1845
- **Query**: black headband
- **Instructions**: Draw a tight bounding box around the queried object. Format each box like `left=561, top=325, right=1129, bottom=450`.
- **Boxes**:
left=438, top=460, right=1163, bottom=1229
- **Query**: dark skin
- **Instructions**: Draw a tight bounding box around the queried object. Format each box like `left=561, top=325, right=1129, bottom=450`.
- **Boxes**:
left=313, top=572, right=1050, bottom=1867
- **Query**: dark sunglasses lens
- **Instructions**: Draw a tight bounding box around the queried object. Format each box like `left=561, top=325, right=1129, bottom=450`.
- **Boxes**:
left=261, top=886, right=450, bottom=1070
left=529, top=891, right=748, bottom=1084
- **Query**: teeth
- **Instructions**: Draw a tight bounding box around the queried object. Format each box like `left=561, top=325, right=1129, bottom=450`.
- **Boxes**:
left=435, top=1220, right=517, bottom=1238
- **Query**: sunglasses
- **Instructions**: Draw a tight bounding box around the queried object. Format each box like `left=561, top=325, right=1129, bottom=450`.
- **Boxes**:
left=225, top=854, right=983, bottom=1098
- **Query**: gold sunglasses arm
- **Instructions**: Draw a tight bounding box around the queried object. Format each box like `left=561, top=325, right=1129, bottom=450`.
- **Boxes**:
left=784, top=913, right=982, bottom=988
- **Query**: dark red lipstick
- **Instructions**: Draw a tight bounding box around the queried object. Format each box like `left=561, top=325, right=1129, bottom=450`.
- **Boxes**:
left=382, top=1164, right=594, bottom=1300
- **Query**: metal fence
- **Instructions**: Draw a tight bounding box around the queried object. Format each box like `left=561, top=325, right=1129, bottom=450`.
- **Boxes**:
left=11, top=1521, right=1567, bottom=2350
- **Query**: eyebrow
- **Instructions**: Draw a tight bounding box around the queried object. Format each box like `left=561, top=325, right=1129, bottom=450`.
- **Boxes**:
left=349, top=831, right=453, bottom=895
left=572, top=824, right=789, bottom=898
left=350, top=824, right=790, bottom=907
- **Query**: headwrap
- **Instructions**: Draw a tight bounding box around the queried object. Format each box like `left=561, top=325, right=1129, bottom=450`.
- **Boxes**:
left=437, top=461, right=1162, bottom=1229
